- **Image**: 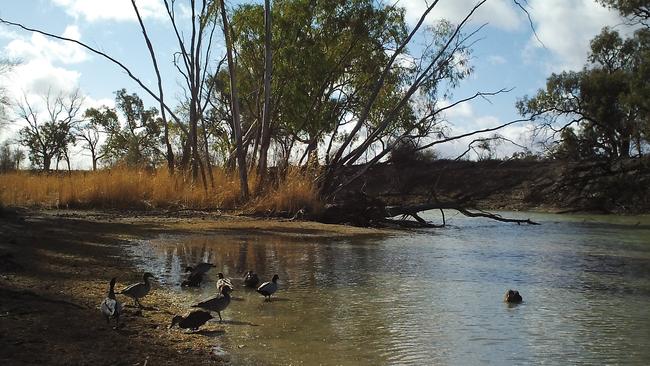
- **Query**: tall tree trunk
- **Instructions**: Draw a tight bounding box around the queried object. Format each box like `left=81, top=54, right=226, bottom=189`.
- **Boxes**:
left=201, top=118, right=215, bottom=188
left=180, top=138, right=191, bottom=171
left=131, top=0, right=175, bottom=174
left=43, top=154, right=51, bottom=172
left=220, top=0, right=249, bottom=200
left=257, top=0, right=273, bottom=190
left=64, top=150, right=71, bottom=173
left=90, top=146, right=97, bottom=171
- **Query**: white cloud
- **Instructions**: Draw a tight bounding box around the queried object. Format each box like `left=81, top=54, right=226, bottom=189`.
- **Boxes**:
left=487, top=55, right=507, bottom=65
left=5, top=25, right=88, bottom=65
left=439, top=99, right=474, bottom=119
left=402, top=0, right=523, bottom=31
left=84, top=96, right=115, bottom=110
left=433, top=98, right=536, bottom=159
left=9, top=59, right=81, bottom=97
left=2, top=25, right=88, bottom=105
left=525, top=0, right=629, bottom=71
left=402, top=1, right=631, bottom=73
left=50, top=0, right=166, bottom=22
left=474, top=115, right=501, bottom=129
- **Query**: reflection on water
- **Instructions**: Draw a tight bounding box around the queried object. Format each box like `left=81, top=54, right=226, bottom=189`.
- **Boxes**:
left=128, top=212, right=650, bottom=365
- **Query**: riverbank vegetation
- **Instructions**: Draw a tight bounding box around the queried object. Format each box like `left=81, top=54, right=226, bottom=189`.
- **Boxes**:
left=0, top=166, right=322, bottom=215
left=0, top=0, right=648, bottom=227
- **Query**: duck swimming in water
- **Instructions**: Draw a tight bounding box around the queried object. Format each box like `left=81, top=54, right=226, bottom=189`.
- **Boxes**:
left=504, top=289, right=523, bottom=303
left=257, top=274, right=279, bottom=301
left=192, top=285, right=232, bottom=322
left=100, top=277, right=122, bottom=328
left=243, top=271, right=260, bottom=288
left=119, top=272, right=155, bottom=308
left=185, top=262, right=215, bottom=277
left=182, top=263, right=215, bottom=287
left=170, top=310, right=214, bottom=331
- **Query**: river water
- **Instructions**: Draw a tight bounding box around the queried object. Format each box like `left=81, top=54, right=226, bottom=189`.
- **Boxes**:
left=129, top=211, right=650, bottom=365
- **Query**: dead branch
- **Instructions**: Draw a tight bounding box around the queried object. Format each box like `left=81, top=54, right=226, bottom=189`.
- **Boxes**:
left=385, top=202, right=539, bottom=225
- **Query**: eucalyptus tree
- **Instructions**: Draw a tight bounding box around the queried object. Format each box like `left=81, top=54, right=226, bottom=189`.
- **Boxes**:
left=219, top=0, right=250, bottom=199
left=0, top=141, right=24, bottom=172
left=77, top=106, right=117, bottom=171
left=210, top=0, right=526, bottom=201
left=598, top=0, right=650, bottom=26
left=97, top=89, right=165, bottom=168
left=518, top=28, right=650, bottom=159
left=221, top=0, right=414, bottom=170
left=15, top=89, right=84, bottom=171
left=0, top=1, right=244, bottom=194
left=320, top=1, right=498, bottom=197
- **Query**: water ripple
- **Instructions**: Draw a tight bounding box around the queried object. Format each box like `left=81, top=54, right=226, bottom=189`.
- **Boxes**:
left=127, top=212, right=650, bottom=365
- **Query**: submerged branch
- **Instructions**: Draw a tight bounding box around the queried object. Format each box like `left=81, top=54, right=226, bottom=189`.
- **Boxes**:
left=386, top=202, right=539, bottom=226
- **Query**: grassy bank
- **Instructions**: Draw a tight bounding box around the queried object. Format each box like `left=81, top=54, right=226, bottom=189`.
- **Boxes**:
left=0, top=167, right=323, bottom=215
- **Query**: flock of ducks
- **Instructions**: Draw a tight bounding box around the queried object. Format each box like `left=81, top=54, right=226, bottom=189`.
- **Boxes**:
left=100, top=264, right=280, bottom=331
left=100, top=266, right=523, bottom=331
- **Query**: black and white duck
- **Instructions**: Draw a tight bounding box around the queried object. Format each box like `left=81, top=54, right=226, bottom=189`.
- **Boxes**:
left=100, top=277, right=122, bottom=328
left=256, top=274, right=279, bottom=301
left=216, top=272, right=233, bottom=293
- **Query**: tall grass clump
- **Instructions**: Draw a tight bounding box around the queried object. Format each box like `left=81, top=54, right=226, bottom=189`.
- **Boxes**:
left=248, top=167, right=323, bottom=216
left=0, top=168, right=220, bottom=209
left=0, top=167, right=323, bottom=215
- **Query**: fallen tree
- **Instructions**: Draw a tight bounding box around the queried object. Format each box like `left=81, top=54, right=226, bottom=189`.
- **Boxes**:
left=318, top=189, right=539, bottom=228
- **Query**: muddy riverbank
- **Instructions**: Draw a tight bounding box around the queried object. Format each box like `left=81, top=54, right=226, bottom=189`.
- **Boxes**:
left=0, top=208, right=387, bottom=365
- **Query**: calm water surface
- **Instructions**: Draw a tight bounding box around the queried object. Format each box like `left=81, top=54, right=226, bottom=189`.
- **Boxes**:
left=128, top=211, right=650, bottom=365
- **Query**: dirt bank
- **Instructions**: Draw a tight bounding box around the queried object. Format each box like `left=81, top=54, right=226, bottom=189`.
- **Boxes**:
left=335, top=158, right=650, bottom=214
left=0, top=208, right=387, bottom=365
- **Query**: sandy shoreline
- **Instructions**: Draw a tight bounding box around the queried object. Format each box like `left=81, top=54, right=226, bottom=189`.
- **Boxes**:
left=0, top=208, right=389, bottom=365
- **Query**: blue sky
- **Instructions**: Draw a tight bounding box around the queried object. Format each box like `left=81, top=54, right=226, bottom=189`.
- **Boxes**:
left=0, top=0, right=632, bottom=167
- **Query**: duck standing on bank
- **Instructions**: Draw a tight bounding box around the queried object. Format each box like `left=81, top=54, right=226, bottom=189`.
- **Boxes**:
left=119, top=272, right=155, bottom=308
left=216, top=272, right=233, bottom=293
left=243, top=270, right=260, bottom=288
left=100, top=277, right=122, bottom=328
left=170, top=310, right=214, bottom=331
left=257, top=274, right=279, bottom=301
left=182, top=262, right=215, bottom=287
left=192, top=285, right=232, bottom=322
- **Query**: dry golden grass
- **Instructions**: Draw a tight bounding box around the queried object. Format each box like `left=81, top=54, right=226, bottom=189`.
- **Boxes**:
left=0, top=167, right=322, bottom=214
left=247, top=167, right=324, bottom=215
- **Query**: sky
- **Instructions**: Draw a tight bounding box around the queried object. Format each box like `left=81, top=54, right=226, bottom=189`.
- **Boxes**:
left=0, top=0, right=634, bottom=168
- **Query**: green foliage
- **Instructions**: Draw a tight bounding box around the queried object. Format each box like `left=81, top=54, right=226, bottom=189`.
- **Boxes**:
left=19, top=119, right=74, bottom=170
left=0, top=141, right=23, bottom=172
left=598, top=0, right=650, bottom=25
left=518, top=27, right=650, bottom=160
left=16, top=90, right=83, bottom=171
left=98, top=89, right=164, bottom=168
left=389, top=138, right=437, bottom=165
left=212, top=0, right=413, bottom=148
